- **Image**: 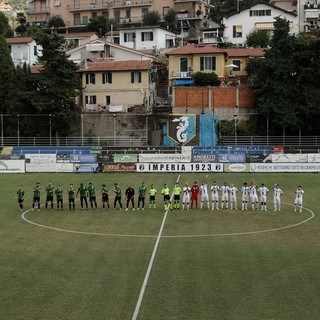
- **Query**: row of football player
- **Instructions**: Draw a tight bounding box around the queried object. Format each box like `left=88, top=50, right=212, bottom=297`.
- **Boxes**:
left=173, top=181, right=304, bottom=212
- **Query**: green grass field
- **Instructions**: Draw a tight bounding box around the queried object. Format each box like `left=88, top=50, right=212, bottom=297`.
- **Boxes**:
left=0, top=172, right=319, bottom=320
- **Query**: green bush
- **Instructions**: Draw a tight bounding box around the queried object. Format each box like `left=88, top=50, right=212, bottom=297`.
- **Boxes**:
left=192, top=72, right=220, bottom=86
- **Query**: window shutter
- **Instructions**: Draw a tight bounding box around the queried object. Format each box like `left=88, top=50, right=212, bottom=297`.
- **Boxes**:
left=109, top=73, right=112, bottom=84
left=200, top=57, right=204, bottom=71
left=131, top=72, right=134, bottom=83
left=138, top=72, right=141, bottom=83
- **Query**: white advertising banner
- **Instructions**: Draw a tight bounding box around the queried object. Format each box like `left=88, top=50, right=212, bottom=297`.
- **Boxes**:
left=55, top=163, right=74, bottom=173
left=26, top=163, right=56, bottom=172
left=265, top=154, right=308, bottom=163
left=224, top=163, right=250, bottom=173
left=0, top=160, right=25, bottom=173
left=307, top=154, right=320, bottom=162
left=25, top=154, right=56, bottom=163
left=139, top=154, right=191, bottom=163
left=250, top=163, right=320, bottom=172
left=137, top=163, right=223, bottom=172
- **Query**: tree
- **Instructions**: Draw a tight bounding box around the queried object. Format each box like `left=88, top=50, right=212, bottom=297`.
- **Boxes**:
left=87, top=15, right=115, bottom=37
left=246, top=30, right=270, bottom=48
left=0, top=12, right=11, bottom=36
left=247, top=17, right=320, bottom=135
left=143, top=11, right=161, bottom=26
left=48, top=15, right=65, bottom=32
left=15, top=12, right=27, bottom=36
left=164, top=9, right=177, bottom=32
left=31, top=30, right=81, bottom=136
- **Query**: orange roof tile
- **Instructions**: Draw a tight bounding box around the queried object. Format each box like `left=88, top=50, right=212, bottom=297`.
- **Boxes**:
left=78, top=60, right=152, bottom=72
left=6, top=37, right=34, bottom=44
left=30, top=65, right=44, bottom=74
left=166, top=45, right=266, bottom=58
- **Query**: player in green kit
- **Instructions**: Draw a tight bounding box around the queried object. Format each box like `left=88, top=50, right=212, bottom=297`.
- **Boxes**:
left=32, top=182, right=41, bottom=211
left=76, top=183, right=88, bottom=210
left=68, top=184, right=75, bottom=210
left=102, top=184, right=110, bottom=210
left=45, top=181, right=55, bottom=210
left=113, top=183, right=122, bottom=210
left=17, top=185, right=25, bottom=212
left=173, top=182, right=182, bottom=210
left=137, top=182, right=147, bottom=210
left=148, top=184, right=157, bottom=209
left=55, top=185, right=63, bottom=210
left=88, top=182, right=97, bottom=210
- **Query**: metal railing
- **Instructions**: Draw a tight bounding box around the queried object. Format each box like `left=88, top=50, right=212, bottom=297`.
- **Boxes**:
left=1, top=135, right=320, bottom=147
left=220, top=136, right=320, bottom=146
left=0, top=136, right=148, bottom=147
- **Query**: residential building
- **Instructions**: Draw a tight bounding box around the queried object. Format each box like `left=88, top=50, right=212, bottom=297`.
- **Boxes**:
left=77, top=60, right=154, bottom=112
left=67, top=38, right=155, bottom=63
left=6, top=37, right=42, bottom=66
left=222, top=3, right=299, bottom=45
left=118, top=26, right=177, bottom=51
left=166, top=44, right=265, bottom=118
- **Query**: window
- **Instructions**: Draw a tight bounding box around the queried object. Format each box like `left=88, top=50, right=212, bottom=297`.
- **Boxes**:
left=163, top=6, right=170, bottom=16
left=131, top=71, right=141, bottom=83
left=126, top=9, right=131, bottom=19
left=105, top=96, right=111, bottom=105
left=92, top=12, right=97, bottom=18
left=85, top=95, right=96, bottom=104
left=113, top=10, right=120, bottom=23
left=180, top=57, right=188, bottom=72
left=102, top=72, right=112, bottom=84
left=86, top=73, right=95, bottom=84
left=249, top=9, right=271, bottom=16
left=124, top=32, right=135, bottom=42
left=82, top=16, right=89, bottom=25
left=142, top=8, right=148, bottom=20
left=74, top=13, right=80, bottom=25
left=54, top=0, right=61, bottom=6
left=233, top=25, right=242, bottom=38
left=232, top=60, right=241, bottom=71
left=141, top=32, right=153, bottom=41
left=200, top=56, right=216, bottom=71
left=34, top=45, right=37, bottom=56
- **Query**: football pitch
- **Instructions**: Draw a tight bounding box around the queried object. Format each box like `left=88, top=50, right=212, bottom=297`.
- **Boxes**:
left=1, top=172, right=319, bottom=320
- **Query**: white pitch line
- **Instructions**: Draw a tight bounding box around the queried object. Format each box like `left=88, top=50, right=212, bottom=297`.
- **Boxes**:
left=131, top=175, right=181, bottom=320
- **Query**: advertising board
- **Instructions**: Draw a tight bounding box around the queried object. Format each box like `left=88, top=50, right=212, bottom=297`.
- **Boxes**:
left=0, top=160, right=25, bottom=173
left=102, top=163, right=136, bottom=173
left=113, top=154, right=138, bottom=163
left=70, top=154, right=97, bottom=163
left=73, top=163, right=99, bottom=173
left=224, top=163, right=250, bottom=173
left=139, top=154, right=191, bottom=163
left=250, top=163, right=320, bottom=172
left=25, top=154, right=56, bottom=163
left=191, top=154, right=216, bottom=163
left=26, top=163, right=56, bottom=172
left=137, top=163, right=223, bottom=172
left=216, top=153, right=246, bottom=163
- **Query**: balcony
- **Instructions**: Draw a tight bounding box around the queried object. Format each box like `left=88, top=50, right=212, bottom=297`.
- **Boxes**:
left=120, top=16, right=143, bottom=24
left=27, top=7, right=50, bottom=14
left=304, top=1, right=320, bottom=9
left=111, top=0, right=153, bottom=8
left=67, top=1, right=109, bottom=11
left=172, top=71, right=193, bottom=78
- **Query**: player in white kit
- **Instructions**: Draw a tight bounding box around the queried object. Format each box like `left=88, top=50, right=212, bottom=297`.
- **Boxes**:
left=210, top=181, right=220, bottom=210
left=229, top=183, right=238, bottom=210
left=258, top=183, right=269, bottom=211
left=220, top=182, right=230, bottom=209
left=273, top=184, right=283, bottom=211
left=241, top=182, right=250, bottom=210
left=249, top=182, right=259, bottom=211
left=200, top=180, right=210, bottom=210
left=182, top=183, right=191, bottom=211
left=294, top=185, right=304, bottom=212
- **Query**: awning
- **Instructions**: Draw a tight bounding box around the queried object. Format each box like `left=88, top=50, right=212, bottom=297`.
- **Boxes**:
left=174, top=79, right=193, bottom=86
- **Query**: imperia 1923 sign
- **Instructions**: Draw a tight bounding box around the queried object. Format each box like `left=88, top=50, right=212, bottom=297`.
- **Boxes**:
left=137, top=163, right=223, bottom=172
left=167, top=114, right=196, bottom=145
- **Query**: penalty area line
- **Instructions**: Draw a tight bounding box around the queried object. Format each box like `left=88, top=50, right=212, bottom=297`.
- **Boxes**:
left=131, top=174, right=181, bottom=320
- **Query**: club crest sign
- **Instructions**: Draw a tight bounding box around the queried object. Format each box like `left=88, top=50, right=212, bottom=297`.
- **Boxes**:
left=167, top=114, right=196, bottom=145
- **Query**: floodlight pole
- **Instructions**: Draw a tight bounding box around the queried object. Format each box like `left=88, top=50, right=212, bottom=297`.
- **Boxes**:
left=81, top=114, right=84, bottom=146
left=49, top=114, right=52, bottom=146
left=113, top=114, right=116, bottom=146
left=17, top=114, right=20, bottom=146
